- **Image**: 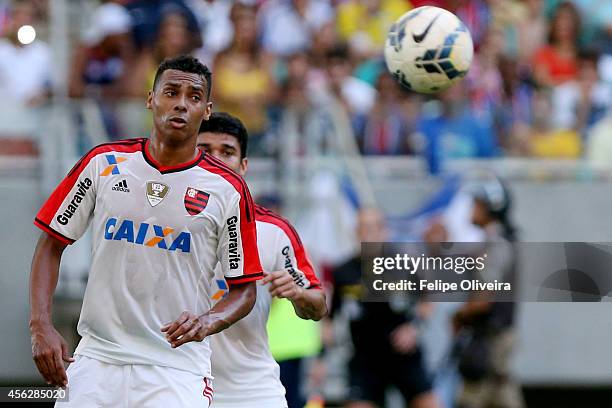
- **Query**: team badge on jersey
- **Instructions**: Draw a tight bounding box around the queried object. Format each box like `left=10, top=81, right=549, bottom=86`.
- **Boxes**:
left=146, top=181, right=170, bottom=207
left=184, top=187, right=210, bottom=215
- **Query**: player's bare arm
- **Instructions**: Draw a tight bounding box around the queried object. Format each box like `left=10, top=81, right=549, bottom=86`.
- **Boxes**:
left=29, top=232, right=75, bottom=388
left=262, top=271, right=327, bottom=321
left=161, top=281, right=257, bottom=348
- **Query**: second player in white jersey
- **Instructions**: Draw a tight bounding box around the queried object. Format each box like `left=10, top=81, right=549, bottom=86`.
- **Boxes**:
left=198, top=113, right=327, bottom=408
left=210, top=206, right=323, bottom=407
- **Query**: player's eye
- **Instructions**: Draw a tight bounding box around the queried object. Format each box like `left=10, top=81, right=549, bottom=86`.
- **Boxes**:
left=224, top=150, right=235, bottom=156
left=164, top=90, right=176, bottom=97
left=192, top=95, right=201, bottom=101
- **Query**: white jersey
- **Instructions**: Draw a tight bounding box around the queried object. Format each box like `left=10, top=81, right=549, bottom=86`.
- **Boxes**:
left=35, top=138, right=262, bottom=378
left=210, top=205, right=322, bottom=408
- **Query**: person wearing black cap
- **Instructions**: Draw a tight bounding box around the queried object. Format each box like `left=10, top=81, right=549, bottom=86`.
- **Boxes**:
left=454, top=175, right=525, bottom=408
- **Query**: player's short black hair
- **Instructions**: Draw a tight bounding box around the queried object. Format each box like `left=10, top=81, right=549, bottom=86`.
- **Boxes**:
left=153, top=55, right=212, bottom=100
left=199, top=112, right=248, bottom=159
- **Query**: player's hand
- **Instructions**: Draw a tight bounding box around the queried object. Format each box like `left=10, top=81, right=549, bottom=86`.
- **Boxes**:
left=161, top=311, right=210, bottom=348
left=390, top=323, right=418, bottom=355
left=30, top=322, right=74, bottom=388
left=262, top=270, right=299, bottom=299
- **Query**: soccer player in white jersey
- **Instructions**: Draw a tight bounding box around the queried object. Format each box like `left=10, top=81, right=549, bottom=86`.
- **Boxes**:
left=29, top=56, right=263, bottom=407
left=198, top=112, right=328, bottom=408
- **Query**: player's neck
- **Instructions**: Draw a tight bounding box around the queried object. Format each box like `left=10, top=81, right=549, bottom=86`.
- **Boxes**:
left=147, top=132, right=199, bottom=167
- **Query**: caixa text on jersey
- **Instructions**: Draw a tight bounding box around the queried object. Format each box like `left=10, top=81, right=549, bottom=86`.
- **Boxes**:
left=104, top=217, right=191, bottom=253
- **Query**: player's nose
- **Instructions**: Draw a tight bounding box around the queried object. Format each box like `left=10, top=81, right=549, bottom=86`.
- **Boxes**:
left=172, top=95, right=188, bottom=112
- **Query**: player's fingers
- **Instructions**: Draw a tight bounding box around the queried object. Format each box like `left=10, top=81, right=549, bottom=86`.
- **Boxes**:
left=52, top=348, right=68, bottom=387
left=262, top=271, right=284, bottom=285
left=36, top=348, right=59, bottom=385
left=261, top=271, right=271, bottom=284
left=270, top=281, right=295, bottom=297
left=44, top=348, right=61, bottom=387
left=277, top=287, right=297, bottom=299
left=172, top=324, right=201, bottom=348
left=267, top=276, right=292, bottom=293
left=162, top=311, right=190, bottom=333
left=61, top=341, right=75, bottom=363
left=167, top=318, right=197, bottom=342
left=33, top=355, right=52, bottom=384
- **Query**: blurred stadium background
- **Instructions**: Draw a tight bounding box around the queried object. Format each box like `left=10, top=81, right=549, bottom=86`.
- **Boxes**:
left=0, top=0, right=611, bottom=407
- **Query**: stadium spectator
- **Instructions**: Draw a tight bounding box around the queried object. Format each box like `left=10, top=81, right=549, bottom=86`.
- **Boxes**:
left=68, top=2, right=133, bottom=99
left=487, top=0, right=533, bottom=59
left=309, top=21, right=341, bottom=70
left=336, top=0, right=410, bottom=60
left=454, top=0, right=491, bottom=50
left=528, top=88, right=582, bottom=158
left=355, top=71, right=418, bottom=155
left=466, top=26, right=504, bottom=123
left=551, top=50, right=612, bottom=136
left=532, top=1, right=581, bottom=87
left=516, top=0, right=548, bottom=64
left=0, top=0, right=51, bottom=107
left=67, top=2, right=134, bottom=139
left=212, top=2, right=275, bottom=154
left=495, top=55, right=534, bottom=155
left=186, top=0, right=233, bottom=66
left=123, top=0, right=201, bottom=51
left=414, top=83, right=498, bottom=174
left=259, top=0, right=334, bottom=57
left=322, top=43, right=376, bottom=117
left=127, top=9, right=199, bottom=97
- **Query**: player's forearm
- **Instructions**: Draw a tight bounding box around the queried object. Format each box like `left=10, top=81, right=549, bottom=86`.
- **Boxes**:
left=29, top=233, right=66, bottom=327
left=199, top=281, right=257, bottom=335
left=291, top=288, right=327, bottom=321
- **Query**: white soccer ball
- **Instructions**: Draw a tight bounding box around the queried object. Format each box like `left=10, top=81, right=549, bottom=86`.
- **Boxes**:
left=384, top=6, right=474, bottom=94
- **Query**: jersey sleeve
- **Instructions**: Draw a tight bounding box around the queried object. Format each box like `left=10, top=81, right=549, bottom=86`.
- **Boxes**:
left=217, top=191, right=263, bottom=286
left=34, top=151, right=98, bottom=244
left=274, top=225, right=322, bottom=290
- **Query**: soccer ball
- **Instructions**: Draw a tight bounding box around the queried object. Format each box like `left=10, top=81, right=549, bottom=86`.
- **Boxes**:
left=384, top=6, right=473, bottom=94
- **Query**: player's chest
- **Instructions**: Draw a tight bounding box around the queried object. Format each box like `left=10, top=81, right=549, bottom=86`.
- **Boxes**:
left=95, top=163, right=226, bottom=236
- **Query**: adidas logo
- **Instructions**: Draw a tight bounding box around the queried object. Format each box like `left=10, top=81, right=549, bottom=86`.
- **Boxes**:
left=112, top=179, right=130, bottom=193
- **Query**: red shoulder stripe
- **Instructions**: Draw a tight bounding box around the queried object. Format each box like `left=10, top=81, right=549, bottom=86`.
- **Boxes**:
left=37, top=140, right=143, bottom=225
left=254, top=205, right=321, bottom=288
left=199, top=155, right=262, bottom=278
left=67, top=138, right=144, bottom=178
left=199, top=155, right=253, bottom=221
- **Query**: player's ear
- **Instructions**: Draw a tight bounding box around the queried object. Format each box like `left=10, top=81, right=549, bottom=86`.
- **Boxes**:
left=203, top=102, right=213, bottom=120
left=239, top=157, right=248, bottom=176
left=146, top=90, right=153, bottom=110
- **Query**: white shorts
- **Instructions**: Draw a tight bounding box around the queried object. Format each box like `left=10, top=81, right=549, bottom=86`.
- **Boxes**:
left=55, top=355, right=213, bottom=407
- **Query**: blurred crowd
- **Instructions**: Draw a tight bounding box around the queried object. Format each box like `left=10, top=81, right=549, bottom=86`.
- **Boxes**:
left=1, top=0, right=611, bottom=170
left=1, top=0, right=612, bottom=170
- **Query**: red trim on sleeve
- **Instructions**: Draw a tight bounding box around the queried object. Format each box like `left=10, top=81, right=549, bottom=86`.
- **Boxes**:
left=199, top=155, right=263, bottom=277
left=226, top=272, right=264, bottom=286
left=36, top=139, right=144, bottom=226
left=34, top=218, right=75, bottom=245
left=254, top=205, right=322, bottom=289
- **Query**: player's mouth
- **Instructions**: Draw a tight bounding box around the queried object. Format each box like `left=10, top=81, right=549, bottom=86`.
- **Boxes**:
left=168, top=116, right=188, bottom=129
